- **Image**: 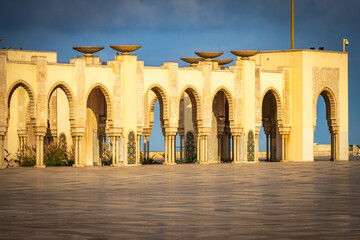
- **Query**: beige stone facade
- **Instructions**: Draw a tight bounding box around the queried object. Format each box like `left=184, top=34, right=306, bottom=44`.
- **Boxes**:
left=0, top=48, right=349, bottom=168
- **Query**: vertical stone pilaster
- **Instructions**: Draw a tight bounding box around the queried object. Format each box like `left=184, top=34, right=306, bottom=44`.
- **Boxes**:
left=198, top=62, right=212, bottom=128
left=0, top=134, right=5, bottom=169
left=136, top=134, right=141, bottom=165
left=49, top=90, right=57, bottom=137
left=72, top=130, right=85, bottom=167
left=34, top=126, right=46, bottom=168
left=0, top=55, right=7, bottom=129
left=111, top=60, right=123, bottom=128
left=234, top=66, right=243, bottom=128
left=283, top=67, right=291, bottom=127
left=137, top=61, right=144, bottom=132
left=75, top=58, right=86, bottom=128
left=31, top=56, right=47, bottom=128
left=255, top=66, right=261, bottom=127
left=163, top=62, right=179, bottom=128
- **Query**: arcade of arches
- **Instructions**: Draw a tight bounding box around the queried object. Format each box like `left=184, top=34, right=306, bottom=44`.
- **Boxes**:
left=0, top=48, right=349, bottom=168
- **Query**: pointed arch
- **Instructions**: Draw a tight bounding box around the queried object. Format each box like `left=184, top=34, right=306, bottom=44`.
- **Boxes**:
left=211, top=86, right=234, bottom=123
left=47, top=81, right=76, bottom=124
left=144, top=84, right=169, bottom=127
left=6, top=80, right=36, bottom=121
left=314, top=87, right=337, bottom=128
left=85, top=83, right=113, bottom=123
left=261, top=87, right=283, bottom=123
left=178, top=85, right=202, bottom=126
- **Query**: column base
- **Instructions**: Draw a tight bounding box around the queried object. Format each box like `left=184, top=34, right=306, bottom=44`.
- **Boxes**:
left=163, top=162, right=176, bottom=166
left=199, top=161, right=208, bottom=165
left=72, top=164, right=84, bottom=168
left=0, top=166, right=6, bottom=169
left=111, top=163, right=124, bottom=167
left=34, top=165, right=46, bottom=168
left=125, top=163, right=140, bottom=167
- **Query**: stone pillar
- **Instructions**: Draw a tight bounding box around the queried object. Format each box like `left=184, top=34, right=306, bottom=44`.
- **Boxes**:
left=233, top=135, right=238, bottom=163
left=34, top=126, right=46, bottom=168
left=281, top=134, right=285, bottom=161
left=196, top=134, right=200, bottom=163
left=227, top=133, right=231, bottom=161
left=35, top=135, right=45, bottom=168
left=266, top=134, right=269, bottom=161
left=255, top=132, right=259, bottom=162
left=333, top=130, right=339, bottom=161
left=118, top=135, right=124, bottom=165
left=143, top=136, right=147, bottom=161
left=199, top=135, right=203, bottom=163
left=173, top=135, right=176, bottom=163
left=72, top=128, right=85, bottom=167
left=164, top=135, right=168, bottom=164
left=236, top=136, right=240, bottom=163
left=172, top=135, right=175, bottom=164
left=111, top=136, right=116, bottom=166
left=0, top=134, right=5, bottom=169
left=180, top=134, right=183, bottom=162
left=136, top=134, right=141, bottom=165
left=146, top=136, right=150, bottom=160
left=197, top=133, right=209, bottom=164
left=284, top=135, right=288, bottom=161
left=217, top=134, right=222, bottom=163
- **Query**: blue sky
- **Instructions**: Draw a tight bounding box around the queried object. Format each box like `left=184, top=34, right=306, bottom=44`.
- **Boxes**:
left=1, top=0, right=359, bottom=151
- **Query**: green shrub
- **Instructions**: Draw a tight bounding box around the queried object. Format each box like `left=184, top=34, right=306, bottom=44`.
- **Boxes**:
left=44, top=140, right=73, bottom=166
left=44, top=141, right=67, bottom=166
left=101, top=142, right=112, bottom=165
left=141, top=153, right=154, bottom=165
left=19, top=145, right=36, bottom=167
left=186, top=154, right=197, bottom=163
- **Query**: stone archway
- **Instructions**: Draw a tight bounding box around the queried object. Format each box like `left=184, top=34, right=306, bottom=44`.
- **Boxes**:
left=5, top=80, right=36, bottom=157
left=314, top=87, right=338, bottom=160
left=177, top=86, right=202, bottom=163
left=46, top=82, right=75, bottom=147
left=261, top=89, right=283, bottom=161
left=143, top=84, right=171, bottom=164
left=83, top=86, right=109, bottom=166
left=212, top=89, right=233, bottom=163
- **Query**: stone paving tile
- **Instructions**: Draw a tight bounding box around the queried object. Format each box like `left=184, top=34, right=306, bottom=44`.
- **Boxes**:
left=0, top=160, right=360, bottom=239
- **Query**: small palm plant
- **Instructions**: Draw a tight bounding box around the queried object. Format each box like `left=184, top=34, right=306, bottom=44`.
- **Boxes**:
left=18, top=145, right=36, bottom=167
left=140, top=152, right=154, bottom=165
left=101, top=142, right=112, bottom=165
left=44, top=140, right=68, bottom=166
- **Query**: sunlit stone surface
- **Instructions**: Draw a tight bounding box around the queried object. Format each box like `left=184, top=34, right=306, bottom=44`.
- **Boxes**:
left=1, top=159, right=360, bottom=239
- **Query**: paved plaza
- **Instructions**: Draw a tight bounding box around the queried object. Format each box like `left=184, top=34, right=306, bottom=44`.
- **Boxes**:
left=1, top=159, right=360, bottom=239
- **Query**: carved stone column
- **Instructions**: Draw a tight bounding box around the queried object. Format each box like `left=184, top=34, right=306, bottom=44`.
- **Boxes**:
left=72, top=127, right=85, bottom=167
left=0, top=134, right=5, bottom=169
left=34, top=126, right=46, bottom=168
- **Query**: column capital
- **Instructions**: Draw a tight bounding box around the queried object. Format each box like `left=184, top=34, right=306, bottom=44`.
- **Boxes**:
left=106, top=127, right=123, bottom=137
left=230, top=127, right=243, bottom=136
left=255, top=126, right=261, bottom=135
left=197, top=127, right=211, bottom=135
left=71, top=127, right=85, bottom=137
left=279, top=125, right=291, bottom=136
left=33, top=126, right=47, bottom=136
